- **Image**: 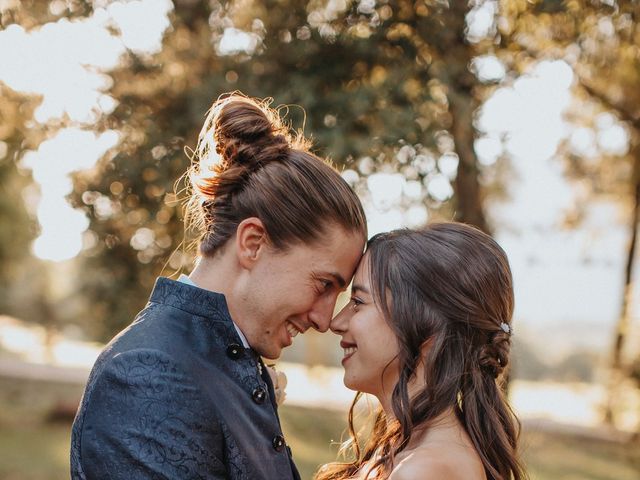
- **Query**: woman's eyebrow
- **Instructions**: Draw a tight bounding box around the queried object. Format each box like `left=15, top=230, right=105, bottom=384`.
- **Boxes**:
left=351, top=283, right=370, bottom=295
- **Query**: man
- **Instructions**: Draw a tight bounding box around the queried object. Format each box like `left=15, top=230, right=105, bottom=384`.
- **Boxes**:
left=71, top=94, right=367, bottom=479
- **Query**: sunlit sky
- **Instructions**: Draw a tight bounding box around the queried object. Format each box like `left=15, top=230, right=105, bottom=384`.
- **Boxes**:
left=0, top=1, right=637, bottom=341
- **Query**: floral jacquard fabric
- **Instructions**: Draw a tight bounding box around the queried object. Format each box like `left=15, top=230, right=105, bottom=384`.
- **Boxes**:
left=71, top=277, right=300, bottom=480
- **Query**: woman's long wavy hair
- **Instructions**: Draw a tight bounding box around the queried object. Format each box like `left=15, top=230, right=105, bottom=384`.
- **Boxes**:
left=316, top=223, right=527, bottom=480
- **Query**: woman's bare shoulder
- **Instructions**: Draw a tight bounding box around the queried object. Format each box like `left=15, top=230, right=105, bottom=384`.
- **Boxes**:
left=389, top=456, right=462, bottom=480
left=389, top=445, right=486, bottom=480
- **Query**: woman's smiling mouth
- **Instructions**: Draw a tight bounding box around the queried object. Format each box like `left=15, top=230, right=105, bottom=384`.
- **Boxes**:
left=340, top=340, right=358, bottom=363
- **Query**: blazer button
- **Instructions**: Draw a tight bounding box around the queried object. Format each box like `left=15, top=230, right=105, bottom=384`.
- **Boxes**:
left=272, top=434, right=285, bottom=452
left=252, top=387, right=266, bottom=404
left=226, top=344, right=243, bottom=360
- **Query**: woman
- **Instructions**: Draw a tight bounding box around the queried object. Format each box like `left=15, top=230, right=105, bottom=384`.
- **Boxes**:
left=317, top=223, right=527, bottom=480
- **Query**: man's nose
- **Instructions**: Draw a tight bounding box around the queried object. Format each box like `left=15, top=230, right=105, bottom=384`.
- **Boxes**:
left=329, top=303, right=350, bottom=335
left=308, top=293, right=338, bottom=333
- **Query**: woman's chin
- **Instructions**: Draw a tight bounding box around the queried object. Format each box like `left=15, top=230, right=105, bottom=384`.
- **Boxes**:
left=342, top=374, right=358, bottom=392
left=343, top=375, right=369, bottom=394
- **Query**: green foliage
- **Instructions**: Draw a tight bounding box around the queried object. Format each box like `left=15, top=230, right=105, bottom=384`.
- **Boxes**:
left=68, top=0, right=497, bottom=340
left=4, top=0, right=640, bottom=350
left=499, top=0, right=640, bottom=399
left=499, top=0, right=640, bottom=199
left=0, top=85, right=40, bottom=314
left=0, top=0, right=94, bottom=30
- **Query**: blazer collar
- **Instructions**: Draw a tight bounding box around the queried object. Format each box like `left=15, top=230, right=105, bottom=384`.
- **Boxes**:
left=149, top=276, right=234, bottom=325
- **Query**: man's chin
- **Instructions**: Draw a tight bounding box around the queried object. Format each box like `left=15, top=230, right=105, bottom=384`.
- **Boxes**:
left=254, top=344, right=282, bottom=361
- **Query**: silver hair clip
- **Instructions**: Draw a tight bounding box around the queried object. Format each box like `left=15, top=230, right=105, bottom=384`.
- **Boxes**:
left=500, top=322, right=511, bottom=335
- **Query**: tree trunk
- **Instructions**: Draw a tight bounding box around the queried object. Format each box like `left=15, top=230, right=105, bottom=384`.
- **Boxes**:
left=440, top=0, right=490, bottom=235
left=605, top=145, right=640, bottom=424
left=448, top=86, right=490, bottom=234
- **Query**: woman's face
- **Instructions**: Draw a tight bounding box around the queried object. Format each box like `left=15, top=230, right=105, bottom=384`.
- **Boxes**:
left=330, top=253, right=400, bottom=398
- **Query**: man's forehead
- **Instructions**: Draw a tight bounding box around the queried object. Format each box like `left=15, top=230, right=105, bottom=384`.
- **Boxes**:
left=351, top=254, right=369, bottom=281
left=304, top=232, right=364, bottom=277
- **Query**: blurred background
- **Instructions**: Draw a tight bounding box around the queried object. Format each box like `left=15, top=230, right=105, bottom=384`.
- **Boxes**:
left=0, top=0, right=639, bottom=478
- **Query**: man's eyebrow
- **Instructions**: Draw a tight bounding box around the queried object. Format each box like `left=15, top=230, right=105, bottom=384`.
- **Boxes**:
left=326, top=272, right=347, bottom=289
left=351, top=283, right=370, bottom=295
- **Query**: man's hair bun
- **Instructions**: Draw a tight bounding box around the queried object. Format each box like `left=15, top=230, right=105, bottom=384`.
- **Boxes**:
left=214, top=96, right=290, bottom=168
left=193, top=94, right=293, bottom=200
left=185, top=91, right=366, bottom=257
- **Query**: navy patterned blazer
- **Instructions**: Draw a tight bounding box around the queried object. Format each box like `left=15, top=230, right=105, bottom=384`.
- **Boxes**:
left=71, top=277, right=301, bottom=480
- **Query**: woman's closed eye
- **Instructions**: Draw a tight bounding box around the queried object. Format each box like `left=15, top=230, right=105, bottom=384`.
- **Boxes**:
left=350, top=296, right=364, bottom=309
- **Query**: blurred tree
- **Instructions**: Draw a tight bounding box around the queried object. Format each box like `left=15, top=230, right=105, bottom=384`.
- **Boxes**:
left=511, top=336, right=551, bottom=381
left=554, top=350, right=599, bottom=383
left=0, top=85, right=40, bottom=313
left=70, top=0, right=507, bottom=340
left=497, top=0, right=640, bottom=423
left=0, top=0, right=95, bottom=329
left=0, top=0, right=93, bottom=28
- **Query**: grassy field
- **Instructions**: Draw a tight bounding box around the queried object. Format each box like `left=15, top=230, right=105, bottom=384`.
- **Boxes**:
left=280, top=405, right=640, bottom=480
left=0, top=376, right=638, bottom=480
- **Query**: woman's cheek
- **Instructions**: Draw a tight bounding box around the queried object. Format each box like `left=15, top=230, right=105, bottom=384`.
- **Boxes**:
left=352, top=311, right=370, bottom=333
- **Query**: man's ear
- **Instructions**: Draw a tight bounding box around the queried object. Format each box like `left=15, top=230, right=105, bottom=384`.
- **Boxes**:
left=235, top=217, right=268, bottom=269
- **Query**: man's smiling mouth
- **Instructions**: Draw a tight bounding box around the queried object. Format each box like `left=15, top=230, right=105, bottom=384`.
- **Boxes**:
left=286, top=321, right=302, bottom=338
